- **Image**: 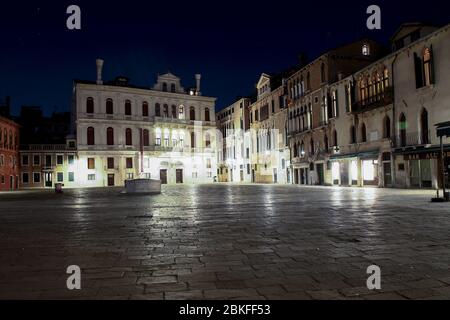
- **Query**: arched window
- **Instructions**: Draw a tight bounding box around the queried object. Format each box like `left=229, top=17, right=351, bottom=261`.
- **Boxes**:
left=125, top=100, right=132, bottom=116
left=170, top=83, right=176, bottom=93
left=164, top=129, right=170, bottom=147
left=320, top=63, right=326, bottom=83
left=155, top=128, right=161, bottom=146
left=179, top=131, right=185, bottom=146
left=86, top=97, right=94, bottom=114
left=171, top=130, right=178, bottom=147
left=324, top=135, right=329, bottom=151
left=333, top=130, right=338, bottom=147
left=205, top=132, right=211, bottom=148
left=179, top=105, right=184, bottom=119
left=350, top=125, right=356, bottom=144
left=107, top=127, right=114, bottom=145
left=362, top=44, right=370, bottom=56
left=306, top=72, right=311, bottom=91
left=293, top=143, right=298, bottom=158
left=383, top=116, right=391, bottom=139
left=360, top=78, right=367, bottom=105
left=9, top=130, right=12, bottom=150
left=190, top=132, right=195, bottom=148
left=163, top=104, right=169, bottom=117
left=143, top=129, right=149, bottom=146
left=361, top=123, right=367, bottom=143
left=300, top=141, right=305, bottom=156
left=87, top=127, right=95, bottom=145
left=142, top=102, right=149, bottom=117
left=155, top=103, right=161, bottom=117
left=399, top=113, right=407, bottom=147
left=383, top=68, right=389, bottom=88
left=420, top=108, right=429, bottom=144
left=125, top=128, right=132, bottom=146
left=190, top=107, right=196, bottom=120
left=205, top=108, right=210, bottom=122
left=162, top=82, right=167, bottom=92
left=423, top=48, right=433, bottom=86
left=171, top=105, right=177, bottom=118
left=106, top=99, right=113, bottom=115
left=310, top=138, right=314, bottom=155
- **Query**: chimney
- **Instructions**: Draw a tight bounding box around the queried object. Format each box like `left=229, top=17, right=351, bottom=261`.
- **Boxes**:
left=195, top=74, right=201, bottom=95
left=96, top=59, right=104, bottom=85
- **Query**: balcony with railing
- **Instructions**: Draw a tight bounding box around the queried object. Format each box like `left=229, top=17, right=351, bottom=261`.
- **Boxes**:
left=351, top=87, right=394, bottom=114
left=394, top=130, right=431, bottom=148
left=21, top=144, right=74, bottom=151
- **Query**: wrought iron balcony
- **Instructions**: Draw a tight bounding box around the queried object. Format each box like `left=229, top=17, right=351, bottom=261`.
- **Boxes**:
left=351, top=87, right=394, bottom=114
left=394, top=130, right=431, bottom=148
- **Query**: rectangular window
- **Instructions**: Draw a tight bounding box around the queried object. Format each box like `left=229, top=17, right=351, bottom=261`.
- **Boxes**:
left=57, top=172, right=64, bottom=182
left=1, top=175, right=4, bottom=184
left=33, top=172, right=41, bottom=183
left=68, top=172, right=75, bottom=182
left=33, top=155, right=40, bottom=166
left=88, top=174, right=96, bottom=181
left=22, top=155, right=29, bottom=166
left=206, top=158, right=212, bottom=169
left=143, top=173, right=151, bottom=179
left=126, top=173, right=134, bottom=180
left=107, top=157, right=114, bottom=169
left=88, top=158, right=95, bottom=169
left=207, top=172, right=212, bottom=178
left=126, top=158, right=133, bottom=169
left=192, top=172, right=198, bottom=178
left=260, top=104, right=269, bottom=121
left=57, top=155, right=64, bottom=165
left=22, top=173, right=29, bottom=184
left=68, top=155, right=75, bottom=165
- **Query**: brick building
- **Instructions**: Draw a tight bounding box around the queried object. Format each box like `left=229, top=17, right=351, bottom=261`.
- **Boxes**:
left=0, top=116, right=20, bottom=191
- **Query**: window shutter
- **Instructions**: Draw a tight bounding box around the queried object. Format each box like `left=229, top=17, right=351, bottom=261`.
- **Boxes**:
left=430, top=45, right=436, bottom=84
left=414, top=53, right=423, bottom=88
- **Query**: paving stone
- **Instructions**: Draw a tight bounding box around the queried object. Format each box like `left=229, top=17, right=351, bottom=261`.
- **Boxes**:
left=0, top=185, right=449, bottom=300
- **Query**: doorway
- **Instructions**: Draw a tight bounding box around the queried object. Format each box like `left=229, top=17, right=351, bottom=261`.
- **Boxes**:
left=107, top=174, right=115, bottom=186
left=316, top=163, right=324, bottom=185
left=45, top=172, right=52, bottom=187
left=9, top=176, right=14, bottom=190
left=160, top=169, right=167, bottom=184
left=383, top=162, right=392, bottom=187
left=410, top=159, right=432, bottom=188
left=176, top=169, right=183, bottom=184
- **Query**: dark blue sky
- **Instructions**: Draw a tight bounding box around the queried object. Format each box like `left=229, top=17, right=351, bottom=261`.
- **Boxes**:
left=0, top=0, right=447, bottom=115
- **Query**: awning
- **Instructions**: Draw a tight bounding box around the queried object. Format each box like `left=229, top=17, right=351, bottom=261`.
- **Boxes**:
left=330, top=149, right=379, bottom=161
left=393, top=145, right=450, bottom=156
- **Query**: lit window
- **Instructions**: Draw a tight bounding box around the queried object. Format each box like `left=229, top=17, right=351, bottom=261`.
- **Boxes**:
left=155, top=128, right=161, bottom=146
left=362, top=44, right=370, bottom=56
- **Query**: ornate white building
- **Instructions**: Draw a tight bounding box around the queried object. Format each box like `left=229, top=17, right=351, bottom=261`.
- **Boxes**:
left=72, top=59, right=218, bottom=187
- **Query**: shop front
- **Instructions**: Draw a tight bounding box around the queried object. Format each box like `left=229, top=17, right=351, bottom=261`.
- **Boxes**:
left=330, top=150, right=380, bottom=188
left=395, top=147, right=450, bottom=189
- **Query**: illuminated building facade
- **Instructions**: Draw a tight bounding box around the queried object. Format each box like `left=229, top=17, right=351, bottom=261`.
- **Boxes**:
left=72, top=60, right=217, bottom=187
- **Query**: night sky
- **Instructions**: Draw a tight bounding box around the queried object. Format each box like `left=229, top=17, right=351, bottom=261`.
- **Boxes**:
left=0, top=0, right=447, bottom=115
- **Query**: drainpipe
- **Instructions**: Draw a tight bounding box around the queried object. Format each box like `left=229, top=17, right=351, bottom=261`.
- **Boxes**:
left=391, top=53, right=399, bottom=187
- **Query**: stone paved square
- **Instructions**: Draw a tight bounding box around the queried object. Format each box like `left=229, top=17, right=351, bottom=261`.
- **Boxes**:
left=1, top=184, right=450, bottom=300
